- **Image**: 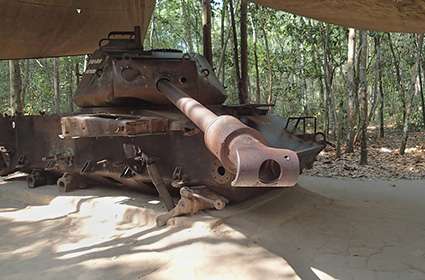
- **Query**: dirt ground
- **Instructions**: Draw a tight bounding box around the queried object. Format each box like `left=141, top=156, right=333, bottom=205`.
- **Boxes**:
left=1, top=175, right=425, bottom=280
left=306, top=129, right=425, bottom=180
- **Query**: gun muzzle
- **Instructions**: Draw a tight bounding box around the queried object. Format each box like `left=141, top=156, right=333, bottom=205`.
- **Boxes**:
left=157, top=79, right=299, bottom=187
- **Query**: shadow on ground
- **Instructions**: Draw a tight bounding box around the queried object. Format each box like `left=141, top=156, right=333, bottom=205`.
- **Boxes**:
left=1, top=175, right=425, bottom=279
left=209, top=176, right=425, bottom=280
left=0, top=178, right=297, bottom=280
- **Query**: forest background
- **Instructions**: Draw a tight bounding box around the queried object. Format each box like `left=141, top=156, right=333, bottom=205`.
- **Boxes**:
left=2, top=0, right=425, bottom=170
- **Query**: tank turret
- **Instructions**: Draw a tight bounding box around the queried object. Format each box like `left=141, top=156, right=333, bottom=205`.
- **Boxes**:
left=74, top=27, right=226, bottom=107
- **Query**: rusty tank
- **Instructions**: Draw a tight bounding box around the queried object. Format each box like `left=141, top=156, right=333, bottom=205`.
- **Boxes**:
left=0, top=28, right=326, bottom=213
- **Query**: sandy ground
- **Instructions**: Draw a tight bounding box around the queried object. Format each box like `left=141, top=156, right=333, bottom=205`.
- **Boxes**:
left=0, top=176, right=425, bottom=280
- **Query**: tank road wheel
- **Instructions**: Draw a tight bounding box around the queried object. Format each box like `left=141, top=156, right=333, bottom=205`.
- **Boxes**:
left=27, top=170, right=47, bottom=188
left=0, top=146, right=16, bottom=176
left=57, top=173, right=80, bottom=193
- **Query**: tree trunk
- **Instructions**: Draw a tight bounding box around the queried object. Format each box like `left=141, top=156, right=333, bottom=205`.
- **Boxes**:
left=75, top=62, right=81, bottom=86
left=219, top=0, right=227, bottom=81
left=83, top=55, right=89, bottom=72
left=182, top=0, right=194, bottom=53
left=420, top=60, right=425, bottom=128
left=202, top=0, right=213, bottom=66
left=400, top=34, right=424, bottom=155
left=376, top=35, right=385, bottom=138
left=367, top=36, right=381, bottom=125
left=358, top=31, right=368, bottom=165
left=149, top=1, right=157, bottom=49
left=388, top=33, right=406, bottom=125
left=250, top=9, right=261, bottom=103
left=346, top=28, right=356, bottom=152
left=53, top=57, right=60, bottom=113
left=319, top=74, right=327, bottom=133
left=261, top=25, right=273, bottom=107
left=323, top=75, right=330, bottom=139
left=228, top=0, right=241, bottom=101
left=239, top=0, right=249, bottom=104
left=322, top=25, right=340, bottom=157
left=21, top=60, right=30, bottom=110
left=9, top=60, right=23, bottom=115
left=68, top=62, right=74, bottom=113
left=336, top=69, right=345, bottom=159
left=312, top=46, right=327, bottom=133
left=217, top=26, right=231, bottom=84
left=299, top=43, right=308, bottom=115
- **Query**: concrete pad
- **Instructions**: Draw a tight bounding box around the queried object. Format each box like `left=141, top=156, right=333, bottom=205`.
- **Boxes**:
left=209, top=176, right=425, bottom=280
left=0, top=178, right=299, bottom=280
left=1, top=175, right=425, bottom=279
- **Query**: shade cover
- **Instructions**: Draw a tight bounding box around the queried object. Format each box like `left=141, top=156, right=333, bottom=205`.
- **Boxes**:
left=256, top=0, right=425, bottom=33
left=0, top=0, right=154, bottom=59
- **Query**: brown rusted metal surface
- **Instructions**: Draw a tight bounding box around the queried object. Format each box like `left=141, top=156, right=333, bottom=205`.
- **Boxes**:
left=156, top=186, right=228, bottom=226
left=180, top=186, right=228, bottom=210
left=157, top=79, right=300, bottom=187
left=61, top=114, right=169, bottom=138
left=0, top=109, right=324, bottom=201
left=74, top=29, right=225, bottom=107
left=57, top=173, right=84, bottom=193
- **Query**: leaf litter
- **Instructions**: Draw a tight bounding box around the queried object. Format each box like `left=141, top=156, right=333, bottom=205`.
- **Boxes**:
left=305, top=130, right=425, bottom=180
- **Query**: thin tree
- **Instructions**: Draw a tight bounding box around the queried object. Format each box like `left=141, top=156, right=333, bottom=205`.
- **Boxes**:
left=217, top=26, right=231, bottom=84
left=358, top=31, right=368, bottom=165
left=53, top=58, right=60, bottom=113
left=311, top=35, right=327, bottom=134
left=68, top=62, right=74, bottom=113
left=181, top=0, right=195, bottom=53
left=9, top=60, right=23, bottom=115
left=202, top=0, right=213, bottom=66
left=346, top=28, right=356, bottom=152
left=219, top=0, right=227, bottom=81
left=419, top=63, right=425, bottom=128
left=400, top=34, right=424, bottom=155
left=388, top=33, right=406, bottom=124
left=149, top=0, right=158, bottom=49
left=322, top=25, right=340, bottom=157
left=375, top=34, right=385, bottom=138
left=260, top=21, right=272, bottom=106
left=299, top=43, right=308, bottom=115
left=239, top=0, right=249, bottom=104
left=228, top=0, right=242, bottom=102
left=249, top=6, right=261, bottom=103
left=75, top=62, right=81, bottom=87
left=367, top=35, right=381, bottom=125
left=21, top=60, right=31, bottom=110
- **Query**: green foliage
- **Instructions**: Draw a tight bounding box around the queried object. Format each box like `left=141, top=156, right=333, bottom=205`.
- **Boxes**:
left=0, top=61, right=8, bottom=112
left=0, top=56, right=84, bottom=115
left=1, top=0, right=425, bottom=133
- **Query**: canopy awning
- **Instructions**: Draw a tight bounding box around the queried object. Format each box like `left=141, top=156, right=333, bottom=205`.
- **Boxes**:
left=256, top=0, right=425, bottom=33
left=2, top=0, right=425, bottom=60
left=0, top=0, right=154, bottom=60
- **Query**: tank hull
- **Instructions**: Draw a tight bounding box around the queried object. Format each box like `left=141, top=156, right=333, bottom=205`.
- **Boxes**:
left=0, top=107, right=325, bottom=202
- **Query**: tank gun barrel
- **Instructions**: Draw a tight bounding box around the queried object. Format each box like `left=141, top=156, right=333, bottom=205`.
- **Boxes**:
left=157, top=79, right=300, bottom=187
